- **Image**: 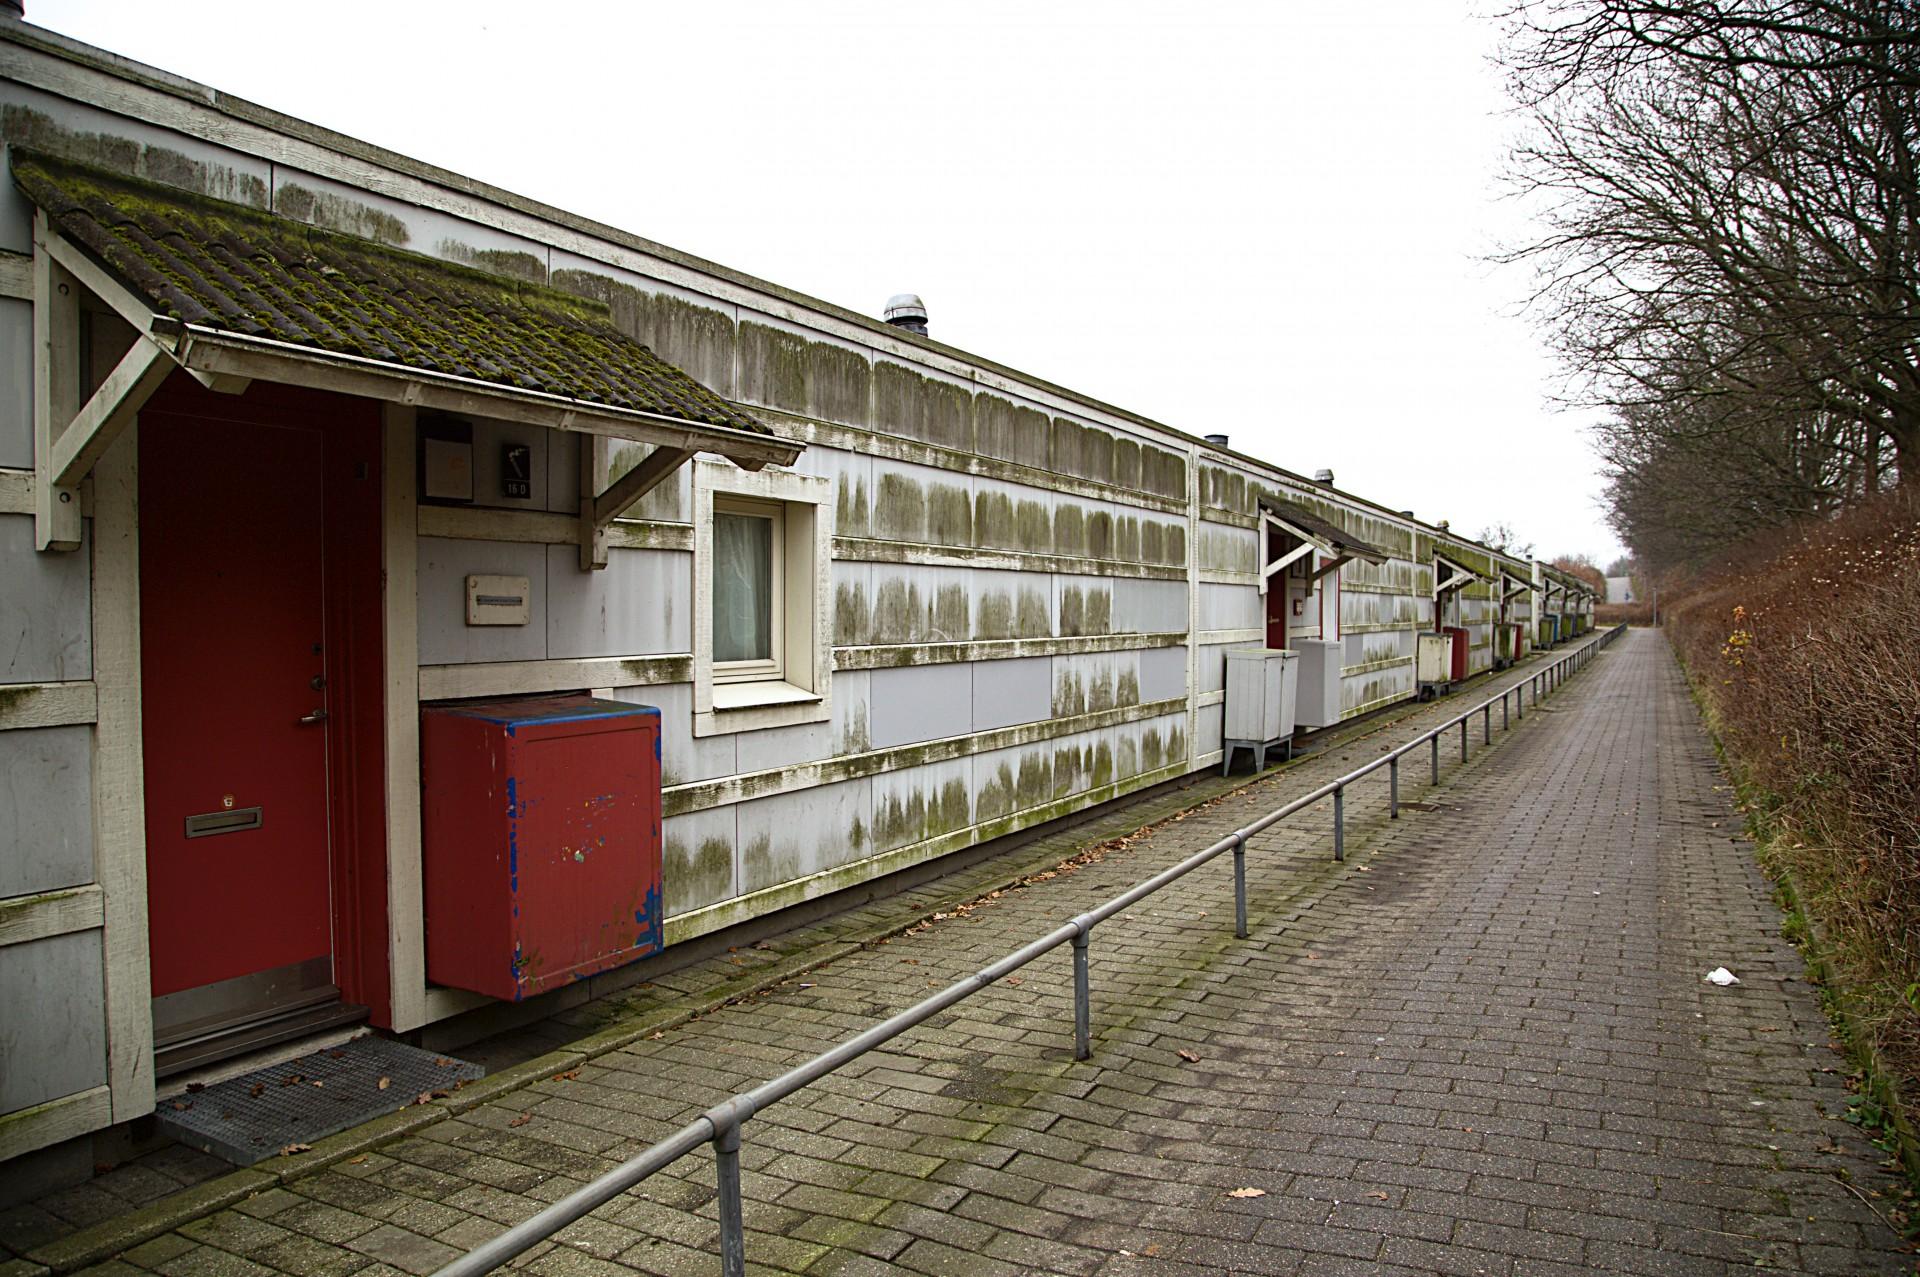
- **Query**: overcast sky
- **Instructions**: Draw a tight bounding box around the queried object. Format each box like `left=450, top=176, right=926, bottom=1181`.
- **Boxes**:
left=31, top=0, right=1625, bottom=564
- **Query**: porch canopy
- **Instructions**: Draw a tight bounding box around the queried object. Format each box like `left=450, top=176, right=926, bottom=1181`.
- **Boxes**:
left=13, top=151, right=801, bottom=561
left=1257, top=496, right=1388, bottom=592
left=1432, top=552, right=1485, bottom=599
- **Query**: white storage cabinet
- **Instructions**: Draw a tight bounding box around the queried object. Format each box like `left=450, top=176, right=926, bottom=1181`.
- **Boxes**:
left=1292, top=638, right=1343, bottom=730
left=1222, top=648, right=1299, bottom=774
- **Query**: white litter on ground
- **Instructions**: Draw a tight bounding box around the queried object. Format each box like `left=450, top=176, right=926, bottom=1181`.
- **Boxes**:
left=1704, top=967, right=1741, bottom=986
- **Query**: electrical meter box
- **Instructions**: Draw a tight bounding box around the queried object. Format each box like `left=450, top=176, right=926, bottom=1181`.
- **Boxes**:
left=1222, top=647, right=1298, bottom=773
left=1444, top=626, right=1471, bottom=682
left=1417, top=632, right=1453, bottom=698
left=422, top=695, right=663, bottom=1001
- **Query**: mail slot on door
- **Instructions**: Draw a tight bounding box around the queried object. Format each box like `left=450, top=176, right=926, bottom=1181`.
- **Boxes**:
left=421, top=695, right=663, bottom=1001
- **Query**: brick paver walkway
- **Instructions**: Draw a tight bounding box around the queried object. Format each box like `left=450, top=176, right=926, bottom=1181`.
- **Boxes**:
left=10, top=631, right=1911, bottom=1276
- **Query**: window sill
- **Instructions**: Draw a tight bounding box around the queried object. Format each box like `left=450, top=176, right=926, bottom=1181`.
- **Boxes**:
left=711, top=680, right=822, bottom=712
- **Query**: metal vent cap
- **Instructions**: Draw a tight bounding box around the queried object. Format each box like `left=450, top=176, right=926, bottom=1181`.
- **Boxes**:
left=883, top=294, right=928, bottom=331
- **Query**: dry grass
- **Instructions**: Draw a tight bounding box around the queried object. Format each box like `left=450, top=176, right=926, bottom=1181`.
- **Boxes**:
left=1664, top=488, right=1920, bottom=1106
left=1596, top=601, right=1655, bottom=626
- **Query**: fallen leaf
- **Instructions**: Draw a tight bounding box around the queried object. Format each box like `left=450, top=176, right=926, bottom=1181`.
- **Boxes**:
left=249, top=1083, right=266, bottom=1098
left=312, top=1080, right=324, bottom=1088
left=279, top=1143, right=312, bottom=1156
left=508, top=1113, right=532, bottom=1128
left=1177, top=1049, right=1201, bottom=1063
left=185, top=1082, right=205, bottom=1093
left=1365, top=1191, right=1389, bottom=1200
left=1005, top=977, right=1023, bottom=987
left=1226, top=1187, right=1267, bottom=1199
left=1142, top=1244, right=1162, bottom=1257
left=377, top=1077, right=391, bottom=1091
left=171, top=1100, right=190, bottom=1111
left=280, top=1074, right=304, bottom=1087
left=347, top=1155, right=368, bottom=1165
left=552, top=1069, right=580, bottom=1082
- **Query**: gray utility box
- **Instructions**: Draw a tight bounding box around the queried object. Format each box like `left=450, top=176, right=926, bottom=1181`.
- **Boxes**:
left=1417, top=632, right=1453, bottom=687
left=1222, top=647, right=1298, bottom=774
left=1292, top=638, right=1344, bottom=730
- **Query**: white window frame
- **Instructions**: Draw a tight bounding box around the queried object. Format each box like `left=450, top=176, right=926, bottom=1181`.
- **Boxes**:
left=711, top=495, right=787, bottom=686
left=692, top=459, right=833, bottom=737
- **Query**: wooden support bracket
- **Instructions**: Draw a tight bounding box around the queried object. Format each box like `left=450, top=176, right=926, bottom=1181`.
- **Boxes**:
left=1308, top=553, right=1352, bottom=584
left=32, top=216, right=196, bottom=550
left=1433, top=563, right=1477, bottom=599
left=1258, top=539, right=1316, bottom=595
left=578, top=439, right=696, bottom=570
left=32, top=224, right=81, bottom=551
left=50, top=335, right=173, bottom=488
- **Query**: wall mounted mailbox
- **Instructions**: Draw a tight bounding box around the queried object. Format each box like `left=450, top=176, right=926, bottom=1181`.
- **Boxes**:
left=465, top=574, right=530, bottom=626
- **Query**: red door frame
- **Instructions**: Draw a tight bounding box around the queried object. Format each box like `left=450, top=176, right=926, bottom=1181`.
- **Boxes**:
left=140, top=374, right=393, bottom=1026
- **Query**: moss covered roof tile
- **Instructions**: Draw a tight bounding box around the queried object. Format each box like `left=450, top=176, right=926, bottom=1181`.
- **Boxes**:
left=11, top=151, right=770, bottom=436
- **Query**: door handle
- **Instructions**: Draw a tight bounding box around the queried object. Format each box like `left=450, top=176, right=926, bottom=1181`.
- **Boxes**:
left=298, top=709, right=329, bottom=726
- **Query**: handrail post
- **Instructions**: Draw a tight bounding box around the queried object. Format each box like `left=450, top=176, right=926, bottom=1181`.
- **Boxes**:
left=1333, top=785, right=1345, bottom=862
left=715, top=1122, right=747, bottom=1277
left=1231, top=836, right=1248, bottom=939
left=1482, top=703, right=1491, bottom=745
left=1389, top=756, right=1400, bottom=819
left=1502, top=690, right=1510, bottom=731
left=1430, top=734, right=1439, bottom=785
left=1072, top=929, right=1092, bottom=1061
left=1459, top=718, right=1468, bottom=763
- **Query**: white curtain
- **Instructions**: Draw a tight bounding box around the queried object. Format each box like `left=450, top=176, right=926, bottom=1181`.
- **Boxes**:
left=713, top=513, right=772, bottom=663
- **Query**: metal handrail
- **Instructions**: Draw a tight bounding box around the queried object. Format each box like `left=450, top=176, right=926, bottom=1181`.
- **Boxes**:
left=433, top=622, right=1628, bottom=1277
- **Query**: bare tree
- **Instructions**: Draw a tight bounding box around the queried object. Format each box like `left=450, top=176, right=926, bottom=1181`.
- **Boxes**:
left=1477, top=521, right=1537, bottom=557
left=1498, top=0, right=1920, bottom=569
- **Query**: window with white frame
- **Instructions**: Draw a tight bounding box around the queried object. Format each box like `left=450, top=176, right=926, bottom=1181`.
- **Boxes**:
left=712, top=497, right=785, bottom=683
left=693, top=460, right=833, bottom=736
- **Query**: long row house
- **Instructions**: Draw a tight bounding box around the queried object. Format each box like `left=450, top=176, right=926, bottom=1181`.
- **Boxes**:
left=0, top=16, right=1597, bottom=1176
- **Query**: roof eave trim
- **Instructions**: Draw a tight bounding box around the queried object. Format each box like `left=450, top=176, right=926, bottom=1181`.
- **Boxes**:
left=164, top=321, right=802, bottom=468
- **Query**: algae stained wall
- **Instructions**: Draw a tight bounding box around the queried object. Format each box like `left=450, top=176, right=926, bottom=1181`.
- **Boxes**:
left=1, top=35, right=1542, bottom=1019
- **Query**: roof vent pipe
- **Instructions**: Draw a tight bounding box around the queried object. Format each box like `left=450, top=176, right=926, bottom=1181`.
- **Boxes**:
left=1399, top=510, right=1414, bottom=518
left=1313, top=468, right=1334, bottom=485
left=1204, top=433, right=1229, bottom=448
left=2, top=0, right=22, bottom=18
left=883, top=294, right=928, bottom=334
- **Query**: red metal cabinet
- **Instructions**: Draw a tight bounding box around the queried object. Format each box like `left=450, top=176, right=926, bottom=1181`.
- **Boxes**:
left=421, top=696, right=662, bottom=1001
left=1444, top=626, right=1470, bottom=682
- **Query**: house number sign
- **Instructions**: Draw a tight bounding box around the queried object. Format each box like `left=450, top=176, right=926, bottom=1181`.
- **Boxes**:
left=502, top=444, right=532, bottom=499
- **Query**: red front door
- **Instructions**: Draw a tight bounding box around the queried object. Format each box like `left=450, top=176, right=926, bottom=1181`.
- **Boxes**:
left=141, top=409, right=335, bottom=1000
left=1265, top=525, right=1291, bottom=650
